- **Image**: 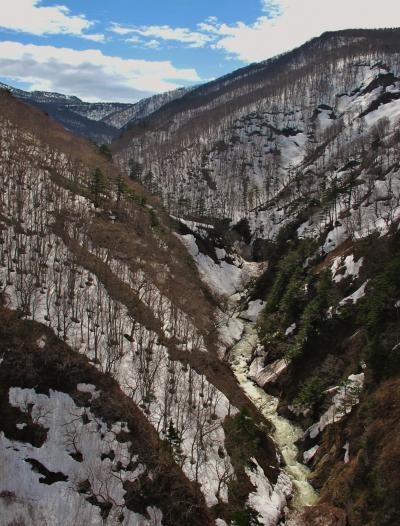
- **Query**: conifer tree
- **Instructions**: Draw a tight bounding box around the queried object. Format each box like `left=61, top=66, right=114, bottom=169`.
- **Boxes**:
left=91, top=167, right=105, bottom=208
left=165, top=419, right=183, bottom=462
left=116, top=175, right=126, bottom=204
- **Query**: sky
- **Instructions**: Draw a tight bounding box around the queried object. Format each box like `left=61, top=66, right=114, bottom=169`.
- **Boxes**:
left=0, top=0, right=399, bottom=103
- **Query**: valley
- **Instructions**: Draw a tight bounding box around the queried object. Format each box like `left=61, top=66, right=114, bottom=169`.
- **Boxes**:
left=1, top=27, right=400, bottom=526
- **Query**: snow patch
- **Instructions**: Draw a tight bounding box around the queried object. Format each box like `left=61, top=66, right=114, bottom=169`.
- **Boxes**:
left=303, top=445, right=319, bottom=464
left=343, top=441, right=350, bottom=464
left=306, top=372, right=364, bottom=440
left=331, top=254, right=363, bottom=283
left=339, top=280, right=369, bottom=306
left=240, top=300, right=265, bottom=322
left=76, top=383, right=100, bottom=400
left=246, top=459, right=292, bottom=526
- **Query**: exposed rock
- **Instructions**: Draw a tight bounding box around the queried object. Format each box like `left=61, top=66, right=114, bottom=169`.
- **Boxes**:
left=249, top=357, right=288, bottom=388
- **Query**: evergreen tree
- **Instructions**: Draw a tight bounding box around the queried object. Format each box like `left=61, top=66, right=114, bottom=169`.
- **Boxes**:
left=91, top=167, right=105, bottom=208
left=128, top=159, right=143, bottom=181
left=116, top=175, right=126, bottom=203
left=165, top=420, right=183, bottom=462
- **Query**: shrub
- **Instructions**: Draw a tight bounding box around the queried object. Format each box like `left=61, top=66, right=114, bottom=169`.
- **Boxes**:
left=293, top=376, right=324, bottom=411
left=232, top=507, right=262, bottom=526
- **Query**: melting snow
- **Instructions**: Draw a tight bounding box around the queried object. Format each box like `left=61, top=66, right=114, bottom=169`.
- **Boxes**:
left=246, top=459, right=292, bottom=526
left=180, top=234, right=246, bottom=297
left=306, top=373, right=364, bottom=440
left=240, top=300, right=265, bottom=323
left=331, top=254, right=363, bottom=283
left=0, top=386, right=161, bottom=526
left=339, top=280, right=369, bottom=306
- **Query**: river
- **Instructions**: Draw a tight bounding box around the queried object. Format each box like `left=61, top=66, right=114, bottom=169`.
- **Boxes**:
left=229, top=321, right=318, bottom=512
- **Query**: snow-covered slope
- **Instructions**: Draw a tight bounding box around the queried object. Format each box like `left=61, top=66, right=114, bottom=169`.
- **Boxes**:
left=112, top=29, right=400, bottom=246
left=0, top=83, right=191, bottom=144
left=0, top=89, right=294, bottom=525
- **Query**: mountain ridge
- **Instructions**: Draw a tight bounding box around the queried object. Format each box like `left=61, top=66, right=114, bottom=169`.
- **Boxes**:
left=0, top=81, right=193, bottom=144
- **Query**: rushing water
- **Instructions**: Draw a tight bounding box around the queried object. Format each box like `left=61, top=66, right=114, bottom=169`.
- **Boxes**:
left=229, top=322, right=318, bottom=510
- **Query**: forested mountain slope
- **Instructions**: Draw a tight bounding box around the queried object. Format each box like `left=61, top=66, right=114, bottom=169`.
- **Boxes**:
left=0, top=83, right=191, bottom=144
left=0, top=90, right=300, bottom=525
left=2, top=26, right=400, bottom=526
left=112, top=29, right=400, bottom=226
left=109, top=28, right=400, bottom=525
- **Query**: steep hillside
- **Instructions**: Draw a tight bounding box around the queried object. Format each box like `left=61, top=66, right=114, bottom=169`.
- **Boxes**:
left=112, top=29, right=400, bottom=223
left=0, top=307, right=212, bottom=526
left=103, top=86, right=192, bottom=129
left=0, top=83, right=191, bottom=144
left=3, top=26, right=400, bottom=526
left=0, top=89, right=307, bottom=525
left=110, top=28, right=400, bottom=525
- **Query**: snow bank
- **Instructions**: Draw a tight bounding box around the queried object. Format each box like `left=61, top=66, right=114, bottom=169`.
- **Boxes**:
left=246, top=459, right=292, bottom=526
left=179, top=234, right=249, bottom=297
left=0, top=386, right=161, bottom=526
left=240, top=300, right=265, bottom=323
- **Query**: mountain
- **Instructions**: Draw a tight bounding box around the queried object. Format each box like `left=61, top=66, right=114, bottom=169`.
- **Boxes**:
left=0, top=88, right=296, bottom=526
left=111, top=28, right=400, bottom=223
left=0, top=82, right=192, bottom=144
left=110, top=27, right=400, bottom=525
left=2, top=27, right=400, bottom=526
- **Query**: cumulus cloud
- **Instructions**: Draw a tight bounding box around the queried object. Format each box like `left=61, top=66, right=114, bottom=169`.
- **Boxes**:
left=0, top=41, right=201, bottom=102
left=110, top=0, right=400, bottom=62
left=109, top=23, right=134, bottom=36
left=143, top=40, right=162, bottom=50
left=207, top=0, right=400, bottom=62
left=0, top=0, right=104, bottom=41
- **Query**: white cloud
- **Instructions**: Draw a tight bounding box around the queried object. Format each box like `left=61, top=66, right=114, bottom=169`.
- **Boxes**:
left=144, top=40, right=162, bottom=50
left=110, top=23, right=215, bottom=48
left=109, top=23, right=134, bottom=36
left=109, top=0, right=400, bottom=63
left=260, top=0, right=283, bottom=17
left=125, top=35, right=142, bottom=44
left=207, top=0, right=400, bottom=62
left=0, top=41, right=201, bottom=102
left=80, top=33, right=106, bottom=43
left=0, top=0, right=97, bottom=37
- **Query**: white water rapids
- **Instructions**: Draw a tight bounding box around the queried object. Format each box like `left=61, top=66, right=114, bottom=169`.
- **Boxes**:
left=229, top=322, right=318, bottom=512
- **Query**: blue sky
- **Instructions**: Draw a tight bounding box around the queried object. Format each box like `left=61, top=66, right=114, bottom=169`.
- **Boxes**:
left=0, top=0, right=399, bottom=102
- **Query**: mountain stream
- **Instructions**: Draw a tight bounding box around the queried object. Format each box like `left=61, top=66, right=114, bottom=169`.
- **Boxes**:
left=229, top=321, right=318, bottom=512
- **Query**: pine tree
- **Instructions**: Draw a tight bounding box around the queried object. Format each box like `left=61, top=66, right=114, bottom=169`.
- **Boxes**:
left=128, top=160, right=143, bottom=181
left=116, top=175, right=126, bottom=204
left=165, top=419, right=183, bottom=461
left=91, top=167, right=105, bottom=208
